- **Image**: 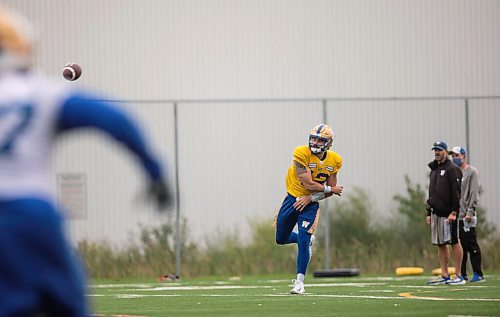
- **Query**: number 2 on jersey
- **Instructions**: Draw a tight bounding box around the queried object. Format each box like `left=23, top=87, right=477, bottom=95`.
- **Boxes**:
left=0, top=105, right=34, bottom=155
left=313, top=172, right=329, bottom=184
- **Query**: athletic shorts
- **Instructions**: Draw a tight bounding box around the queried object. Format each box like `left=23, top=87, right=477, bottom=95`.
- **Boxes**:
left=0, top=198, right=88, bottom=317
left=431, top=213, right=459, bottom=246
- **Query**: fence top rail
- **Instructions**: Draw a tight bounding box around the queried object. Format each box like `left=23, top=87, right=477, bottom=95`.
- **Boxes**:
left=94, top=95, right=500, bottom=104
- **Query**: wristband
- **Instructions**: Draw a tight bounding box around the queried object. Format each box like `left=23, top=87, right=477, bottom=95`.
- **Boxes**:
left=311, top=192, right=326, bottom=202
left=324, top=185, right=332, bottom=193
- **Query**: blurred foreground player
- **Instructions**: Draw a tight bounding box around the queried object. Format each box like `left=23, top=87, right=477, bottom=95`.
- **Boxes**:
left=0, top=7, right=172, bottom=317
left=275, top=124, right=343, bottom=294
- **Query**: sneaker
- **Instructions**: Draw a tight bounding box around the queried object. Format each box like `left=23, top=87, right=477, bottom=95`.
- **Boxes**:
left=462, top=275, right=468, bottom=281
left=290, top=279, right=305, bottom=294
left=427, top=276, right=450, bottom=285
left=309, top=235, right=316, bottom=260
left=445, top=276, right=466, bottom=285
left=470, top=274, right=485, bottom=283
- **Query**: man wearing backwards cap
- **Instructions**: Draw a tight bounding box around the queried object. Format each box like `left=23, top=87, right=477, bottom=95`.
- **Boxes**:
left=426, top=141, right=465, bottom=285
left=450, top=146, right=485, bottom=282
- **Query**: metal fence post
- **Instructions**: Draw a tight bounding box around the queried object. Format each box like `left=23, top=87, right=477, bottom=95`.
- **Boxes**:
left=322, top=99, right=331, bottom=269
left=173, top=102, right=181, bottom=277
left=464, top=99, right=471, bottom=163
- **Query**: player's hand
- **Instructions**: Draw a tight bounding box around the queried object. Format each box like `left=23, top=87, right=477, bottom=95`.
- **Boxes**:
left=332, top=185, right=343, bottom=196
left=294, top=195, right=311, bottom=212
left=448, top=212, right=457, bottom=222
left=425, top=215, right=431, bottom=224
left=464, top=215, right=472, bottom=222
left=148, top=180, right=174, bottom=212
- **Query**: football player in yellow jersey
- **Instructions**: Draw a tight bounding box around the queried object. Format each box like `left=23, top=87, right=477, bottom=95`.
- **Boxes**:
left=275, top=124, right=343, bottom=294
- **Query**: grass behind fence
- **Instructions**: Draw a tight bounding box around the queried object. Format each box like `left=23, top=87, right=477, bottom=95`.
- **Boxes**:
left=78, top=177, right=500, bottom=279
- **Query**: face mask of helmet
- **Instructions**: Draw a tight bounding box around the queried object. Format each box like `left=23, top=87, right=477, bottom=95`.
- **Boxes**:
left=309, top=136, right=327, bottom=154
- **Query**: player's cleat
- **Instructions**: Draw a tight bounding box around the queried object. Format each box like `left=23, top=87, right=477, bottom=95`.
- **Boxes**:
left=445, top=275, right=466, bottom=285
left=469, top=273, right=485, bottom=283
left=290, top=279, right=305, bottom=295
left=427, top=275, right=450, bottom=285
left=309, top=235, right=316, bottom=261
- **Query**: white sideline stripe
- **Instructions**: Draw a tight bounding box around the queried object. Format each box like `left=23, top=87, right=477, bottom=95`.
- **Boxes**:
left=142, top=285, right=273, bottom=291
left=91, top=284, right=162, bottom=288
left=87, top=292, right=500, bottom=302
left=131, top=282, right=385, bottom=292
left=306, top=283, right=385, bottom=287
left=390, top=285, right=494, bottom=289
left=253, top=293, right=401, bottom=299
left=116, top=294, right=247, bottom=298
left=89, top=278, right=500, bottom=303
left=88, top=293, right=403, bottom=299
left=89, top=293, right=404, bottom=300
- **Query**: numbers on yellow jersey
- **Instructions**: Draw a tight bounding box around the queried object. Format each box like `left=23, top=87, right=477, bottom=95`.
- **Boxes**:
left=312, top=172, right=329, bottom=184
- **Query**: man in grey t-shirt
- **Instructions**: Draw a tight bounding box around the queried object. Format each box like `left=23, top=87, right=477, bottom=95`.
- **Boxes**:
left=450, top=146, right=485, bottom=282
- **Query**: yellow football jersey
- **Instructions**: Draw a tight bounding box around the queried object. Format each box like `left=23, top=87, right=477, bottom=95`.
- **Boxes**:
left=286, top=145, right=342, bottom=197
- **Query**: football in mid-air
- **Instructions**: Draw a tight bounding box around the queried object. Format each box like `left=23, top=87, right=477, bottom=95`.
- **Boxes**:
left=62, top=63, right=82, bottom=81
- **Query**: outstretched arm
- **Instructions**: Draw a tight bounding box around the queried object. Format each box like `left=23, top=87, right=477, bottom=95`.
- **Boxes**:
left=57, top=93, right=162, bottom=180
left=56, top=93, right=172, bottom=210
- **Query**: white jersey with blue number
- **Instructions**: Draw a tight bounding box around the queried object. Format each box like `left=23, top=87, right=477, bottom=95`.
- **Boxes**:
left=0, top=71, right=70, bottom=200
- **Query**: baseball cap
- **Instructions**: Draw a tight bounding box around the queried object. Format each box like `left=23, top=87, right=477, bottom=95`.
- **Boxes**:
left=449, top=146, right=466, bottom=155
left=431, top=141, right=448, bottom=151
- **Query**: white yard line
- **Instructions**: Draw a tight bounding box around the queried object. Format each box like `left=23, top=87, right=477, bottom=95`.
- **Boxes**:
left=90, top=278, right=500, bottom=303
left=141, top=285, right=274, bottom=291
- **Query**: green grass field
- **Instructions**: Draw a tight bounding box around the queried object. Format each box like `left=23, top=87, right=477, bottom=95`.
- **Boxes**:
left=90, top=274, right=500, bottom=317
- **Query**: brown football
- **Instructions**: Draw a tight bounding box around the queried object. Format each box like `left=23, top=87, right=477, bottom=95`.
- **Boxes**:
left=62, top=63, right=82, bottom=81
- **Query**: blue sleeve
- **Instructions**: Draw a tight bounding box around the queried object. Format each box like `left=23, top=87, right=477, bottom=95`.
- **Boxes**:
left=56, top=93, right=163, bottom=181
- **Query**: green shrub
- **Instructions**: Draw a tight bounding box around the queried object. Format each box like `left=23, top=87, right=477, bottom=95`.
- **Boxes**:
left=78, top=177, right=500, bottom=278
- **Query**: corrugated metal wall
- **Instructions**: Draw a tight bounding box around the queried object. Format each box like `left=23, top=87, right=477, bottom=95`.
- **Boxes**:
left=327, top=99, right=467, bottom=214
left=469, top=99, right=500, bottom=228
left=4, top=0, right=500, bottom=99
left=2, top=0, right=499, bottom=244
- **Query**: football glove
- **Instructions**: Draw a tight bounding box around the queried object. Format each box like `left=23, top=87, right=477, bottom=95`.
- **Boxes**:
left=148, top=180, right=174, bottom=212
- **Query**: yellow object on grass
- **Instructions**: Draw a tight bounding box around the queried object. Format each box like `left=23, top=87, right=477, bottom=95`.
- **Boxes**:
left=431, top=267, right=456, bottom=276
left=395, top=267, right=424, bottom=276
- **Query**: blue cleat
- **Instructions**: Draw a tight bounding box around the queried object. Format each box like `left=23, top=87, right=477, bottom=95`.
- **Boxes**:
left=445, top=275, right=466, bottom=285
left=470, top=273, right=485, bottom=283
left=427, top=275, right=450, bottom=285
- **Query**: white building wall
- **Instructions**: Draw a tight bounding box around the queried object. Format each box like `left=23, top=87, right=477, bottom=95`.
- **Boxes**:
left=327, top=100, right=467, bottom=218
left=468, top=99, right=500, bottom=227
left=4, top=0, right=500, bottom=99
left=2, top=0, right=499, bottom=244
